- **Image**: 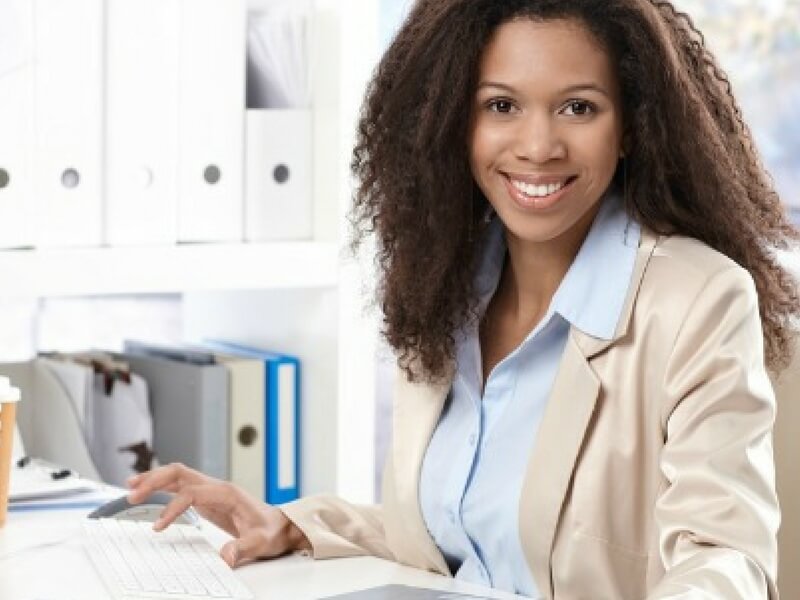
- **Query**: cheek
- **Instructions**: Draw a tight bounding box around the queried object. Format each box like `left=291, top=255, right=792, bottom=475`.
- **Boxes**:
left=468, top=127, right=499, bottom=200
left=469, top=120, right=508, bottom=171
left=469, top=128, right=488, bottom=168
left=573, top=120, right=622, bottom=174
left=468, top=141, right=487, bottom=189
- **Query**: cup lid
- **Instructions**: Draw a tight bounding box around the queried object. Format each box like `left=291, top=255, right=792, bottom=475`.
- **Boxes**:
left=0, top=376, right=21, bottom=403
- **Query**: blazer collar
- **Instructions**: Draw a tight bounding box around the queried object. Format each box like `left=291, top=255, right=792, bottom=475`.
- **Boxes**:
left=520, top=227, right=659, bottom=597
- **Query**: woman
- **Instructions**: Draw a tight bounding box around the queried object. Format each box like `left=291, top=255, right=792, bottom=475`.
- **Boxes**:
left=128, top=1, right=800, bottom=598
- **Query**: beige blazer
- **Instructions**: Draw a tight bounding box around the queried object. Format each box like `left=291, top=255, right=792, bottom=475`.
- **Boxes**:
left=282, top=228, right=780, bottom=600
left=773, top=334, right=800, bottom=598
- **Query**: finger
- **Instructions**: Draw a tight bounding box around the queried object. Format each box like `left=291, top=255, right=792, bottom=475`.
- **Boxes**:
left=220, top=530, right=271, bottom=568
left=127, top=463, right=204, bottom=504
left=219, top=540, right=239, bottom=568
left=126, top=472, right=143, bottom=487
left=153, top=482, right=240, bottom=531
left=128, top=477, right=182, bottom=498
left=152, top=487, right=198, bottom=531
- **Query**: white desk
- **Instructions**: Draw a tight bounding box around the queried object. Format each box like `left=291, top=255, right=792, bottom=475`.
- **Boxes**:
left=0, top=506, right=527, bottom=600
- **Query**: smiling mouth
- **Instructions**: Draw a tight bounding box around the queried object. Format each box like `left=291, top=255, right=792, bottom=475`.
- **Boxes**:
left=507, top=175, right=578, bottom=199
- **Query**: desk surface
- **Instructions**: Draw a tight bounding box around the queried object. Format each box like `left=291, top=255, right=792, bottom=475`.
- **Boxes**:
left=0, top=507, right=526, bottom=600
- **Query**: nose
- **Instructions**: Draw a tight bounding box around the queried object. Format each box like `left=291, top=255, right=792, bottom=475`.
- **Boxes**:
left=514, top=111, right=566, bottom=163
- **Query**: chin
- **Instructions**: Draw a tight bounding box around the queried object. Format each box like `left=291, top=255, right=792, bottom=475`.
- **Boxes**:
left=493, top=195, right=604, bottom=247
left=503, top=220, right=575, bottom=245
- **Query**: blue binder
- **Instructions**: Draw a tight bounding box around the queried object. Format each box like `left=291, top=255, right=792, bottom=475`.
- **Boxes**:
left=204, top=340, right=300, bottom=504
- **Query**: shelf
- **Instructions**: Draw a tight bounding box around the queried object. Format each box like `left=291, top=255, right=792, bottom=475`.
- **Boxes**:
left=0, top=241, right=340, bottom=297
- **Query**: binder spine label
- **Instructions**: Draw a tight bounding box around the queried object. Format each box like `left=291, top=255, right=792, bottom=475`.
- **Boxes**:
left=277, top=363, right=296, bottom=489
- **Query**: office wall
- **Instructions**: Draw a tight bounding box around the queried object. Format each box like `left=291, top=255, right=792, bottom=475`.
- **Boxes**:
left=675, top=0, right=800, bottom=219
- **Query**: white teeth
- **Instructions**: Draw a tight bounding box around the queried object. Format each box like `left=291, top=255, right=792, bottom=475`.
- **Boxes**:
left=510, top=178, right=568, bottom=198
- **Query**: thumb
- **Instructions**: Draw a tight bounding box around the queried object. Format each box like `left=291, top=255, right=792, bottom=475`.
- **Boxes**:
left=219, top=540, right=240, bottom=567
left=220, top=531, right=270, bottom=568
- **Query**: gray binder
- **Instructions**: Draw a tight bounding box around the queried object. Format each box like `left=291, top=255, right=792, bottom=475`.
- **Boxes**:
left=119, top=350, right=229, bottom=480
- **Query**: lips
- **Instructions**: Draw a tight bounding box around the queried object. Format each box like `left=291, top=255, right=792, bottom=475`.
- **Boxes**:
left=509, top=176, right=574, bottom=198
left=502, top=173, right=578, bottom=210
left=506, top=173, right=575, bottom=185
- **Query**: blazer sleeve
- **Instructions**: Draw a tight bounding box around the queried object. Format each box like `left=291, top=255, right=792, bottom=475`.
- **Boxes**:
left=648, top=266, right=780, bottom=599
left=278, top=496, right=394, bottom=561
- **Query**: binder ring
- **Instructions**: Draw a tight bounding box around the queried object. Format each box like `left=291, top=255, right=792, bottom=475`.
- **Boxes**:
left=238, top=425, right=258, bottom=447
left=204, top=165, right=221, bottom=185
left=0, top=169, right=8, bottom=189
left=61, top=168, right=80, bottom=189
left=273, top=164, right=290, bottom=184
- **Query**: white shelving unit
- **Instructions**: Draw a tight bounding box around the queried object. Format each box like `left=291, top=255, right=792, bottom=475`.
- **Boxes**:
left=0, top=0, right=383, bottom=504
left=0, top=242, right=340, bottom=296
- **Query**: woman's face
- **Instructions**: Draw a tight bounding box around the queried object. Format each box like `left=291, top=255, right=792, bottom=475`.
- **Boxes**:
left=469, top=18, right=624, bottom=247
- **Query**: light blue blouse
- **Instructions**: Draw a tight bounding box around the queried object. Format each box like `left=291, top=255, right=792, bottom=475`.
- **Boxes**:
left=418, top=191, right=641, bottom=598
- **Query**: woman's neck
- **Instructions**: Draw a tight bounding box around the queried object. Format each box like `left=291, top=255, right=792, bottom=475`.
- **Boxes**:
left=498, top=207, right=598, bottom=325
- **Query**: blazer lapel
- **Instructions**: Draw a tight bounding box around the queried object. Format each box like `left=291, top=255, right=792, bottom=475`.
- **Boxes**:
left=519, top=227, right=659, bottom=597
left=520, top=336, right=600, bottom=597
left=390, top=366, right=452, bottom=574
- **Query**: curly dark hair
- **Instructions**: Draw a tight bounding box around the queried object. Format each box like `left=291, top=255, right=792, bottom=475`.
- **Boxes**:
left=350, top=0, right=800, bottom=382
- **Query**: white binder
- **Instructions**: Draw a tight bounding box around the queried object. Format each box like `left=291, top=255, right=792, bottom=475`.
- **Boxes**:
left=210, top=351, right=266, bottom=501
left=33, top=0, right=105, bottom=248
left=177, top=0, right=246, bottom=243
left=104, top=0, right=180, bottom=245
left=0, top=0, right=35, bottom=249
left=244, top=109, right=313, bottom=241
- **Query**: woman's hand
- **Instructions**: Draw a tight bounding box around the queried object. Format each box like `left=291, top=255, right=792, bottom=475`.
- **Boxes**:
left=127, top=463, right=311, bottom=567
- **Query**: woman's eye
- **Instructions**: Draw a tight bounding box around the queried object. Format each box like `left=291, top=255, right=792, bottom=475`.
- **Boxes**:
left=561, top=100, right=594, bottom=117
left=487, top=99, right=514, bottom=113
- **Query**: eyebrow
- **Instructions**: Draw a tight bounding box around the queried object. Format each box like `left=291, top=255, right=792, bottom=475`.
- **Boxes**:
left=477, top=81, right=611, bottom=98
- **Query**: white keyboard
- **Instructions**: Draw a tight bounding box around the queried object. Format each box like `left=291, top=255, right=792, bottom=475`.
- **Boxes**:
left=83, top=518, right=255, bottom=600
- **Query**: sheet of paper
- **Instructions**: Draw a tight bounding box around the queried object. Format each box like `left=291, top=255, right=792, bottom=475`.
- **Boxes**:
left=8, top=486, right=116, bottom=512
left=247, top=2, right=311, bottom=108
left=9, top=460, right=96, bottom=502
left=11, top=422, right=25, bottom=464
